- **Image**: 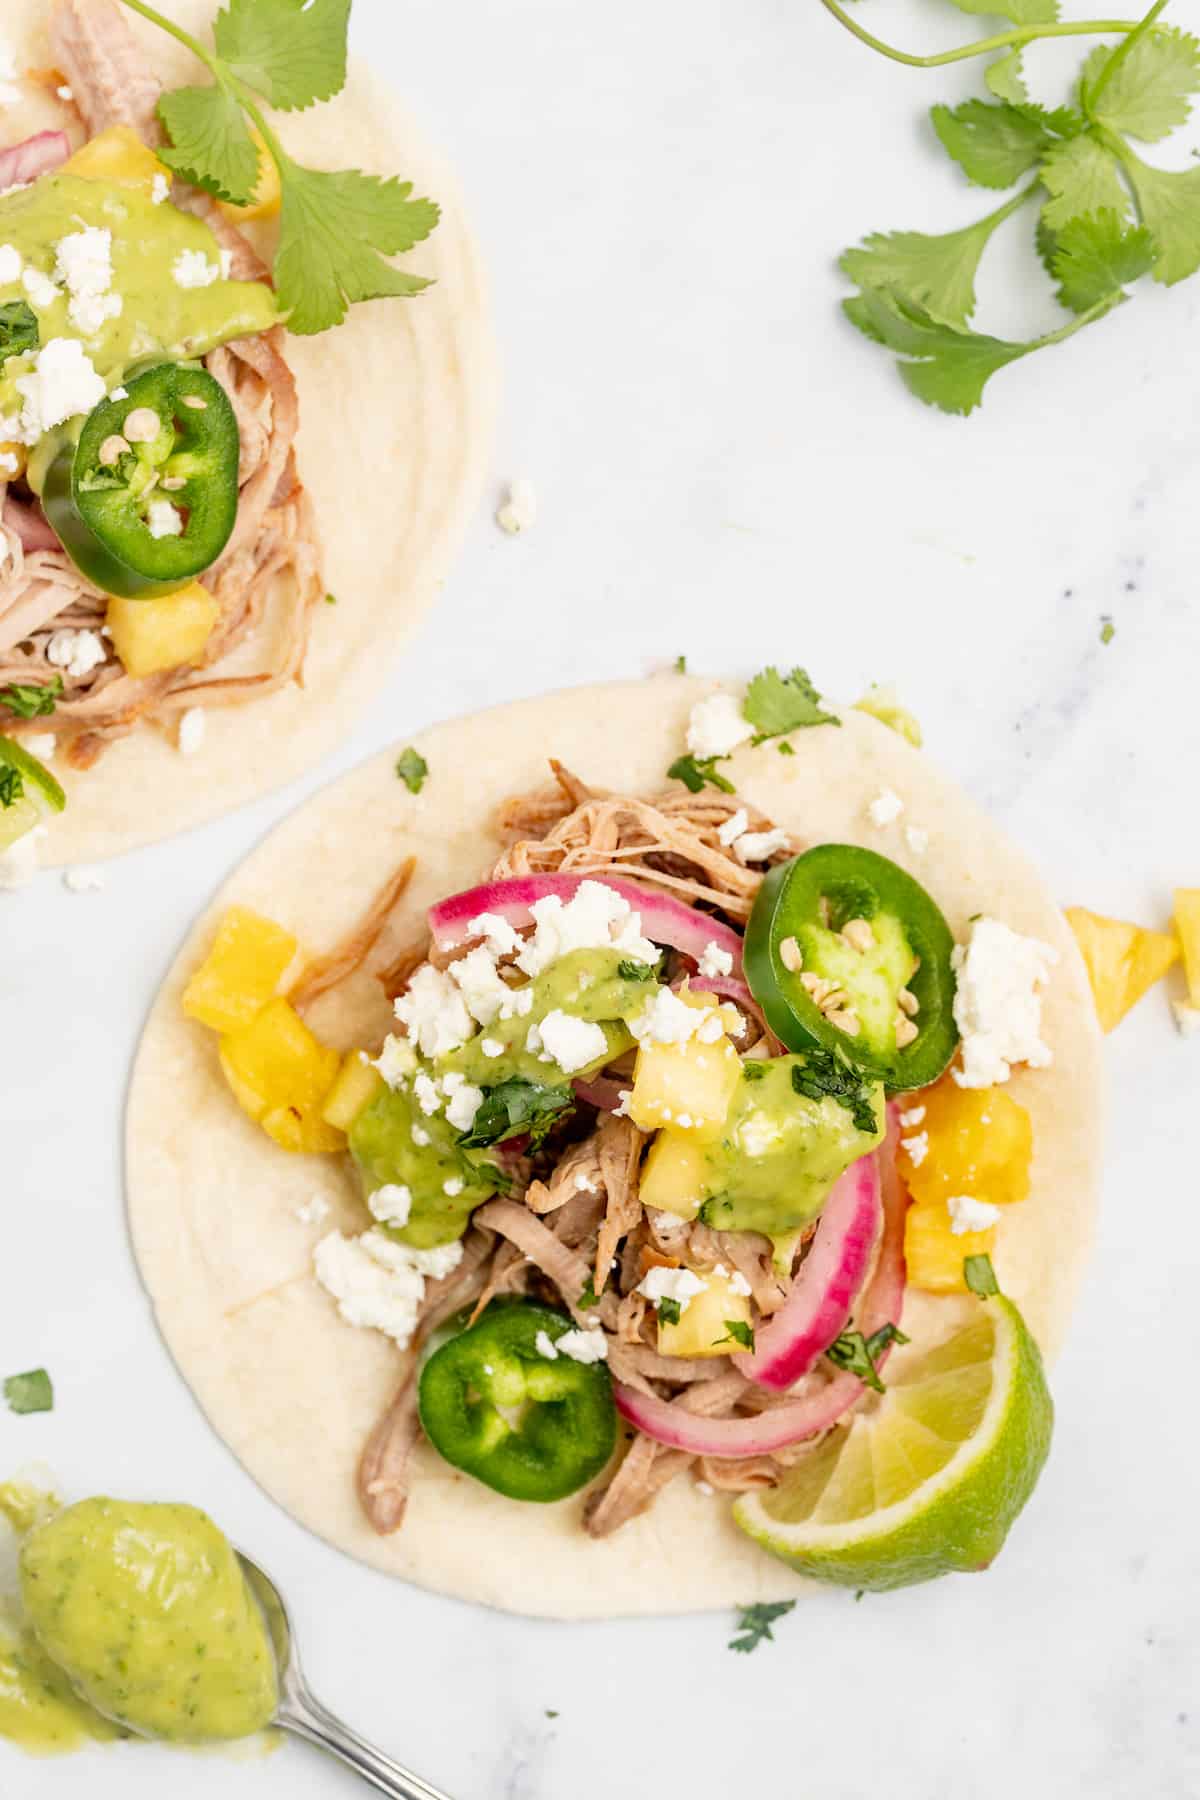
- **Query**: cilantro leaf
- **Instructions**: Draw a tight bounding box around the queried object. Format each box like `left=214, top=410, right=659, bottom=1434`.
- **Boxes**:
left=213, top=0, right=351, bottom=111
left=843, top=288, right=1032, bottom=416
left=656, top=1297, right=683, bottom=1327
left=459, top=1080, right=574, bottom=1150
left=840, top=203, right=1021, bottom=329
left=0, top=765, right=25, bottom=809
left=986, top=50, right=1029, bottom=104
left=964, top=1253, right=1000, bottom=1298
left=728, top=1601, right=795, bottom=1654
left=716, top=1319, right=755, bottom=1351
left=1117, top=149, right=1200, bottom=285
left=826, top=1328, right=886, bottom=1391
left=0, top=675, right=62, bottom=719
left=395, top=747, right=428, bottom=793
left=1039, top=135, right=1131, bottom=231
left=617, top=958, right=657, bottom=982
left=744, top=666, right=838, bottom=739
left=1051, top=209, right=1155, bottom=312
left=578, top=1277, right=599, bottom=1309
left=790, top=1049, right=879, bottom=1137
left=945, top=0, right=1058, bottom=21
left=274, top=160, right=438, bottom=335
left=157, top=82, right=261, bottom=207
left=0, top=301, right=38, bottom=370
left=667, top=753, right=735, bottom=795
left=1081, top=27, right=1200, bottom=144
left=3, top=1369, right=54, bottom=1415
left=930, top=100, right=1058, bottom=190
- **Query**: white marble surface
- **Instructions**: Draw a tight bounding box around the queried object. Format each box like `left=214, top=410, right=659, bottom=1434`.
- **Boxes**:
left=2, top=0, right=1199, bottom=1795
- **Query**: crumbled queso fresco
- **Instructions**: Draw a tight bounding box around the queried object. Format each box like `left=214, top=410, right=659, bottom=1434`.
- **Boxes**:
left=535, top=1326, right=608, bottom=1365
left=637, top=1265, right=708, bottom=1314
left=947, top=1195, right=1002, bottom=1235
left=952, top=916, right=1058, bottom=1087
left=313, top=1231, right=463, bottom=1348
left=687, top=693, right=755, bottom=759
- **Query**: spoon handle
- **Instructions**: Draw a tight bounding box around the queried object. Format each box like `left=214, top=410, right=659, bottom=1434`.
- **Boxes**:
left=278, top=1690, right=454, bottom=1800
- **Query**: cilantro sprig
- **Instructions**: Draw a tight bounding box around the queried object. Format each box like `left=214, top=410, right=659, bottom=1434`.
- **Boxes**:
left=830, top=0, right=1200, bottom=411
left=118, top=0, right=439, bottom=335
left=825, top=1321, right=909, bottom=1392
left=728, top=1600, right=796, bottom=1654
left=459, top=1079, right=574, bottom=1150
left=0, top=675, right=63, bottom=719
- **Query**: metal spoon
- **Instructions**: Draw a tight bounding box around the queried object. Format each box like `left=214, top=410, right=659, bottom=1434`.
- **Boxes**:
left=238, top=1551, right=454, bottom=1799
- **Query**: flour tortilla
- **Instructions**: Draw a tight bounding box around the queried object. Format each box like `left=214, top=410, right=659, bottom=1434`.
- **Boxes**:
left=127, top=677, right=1103, bottom=1619
left=7, top=0, right=496, bottom=864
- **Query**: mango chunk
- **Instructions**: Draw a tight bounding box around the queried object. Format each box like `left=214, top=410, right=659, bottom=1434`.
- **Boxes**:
left=904, top=1202, right=996, bottom=1296
left=898, top=1077, right=1031, bottom=1211
left=657, top=1270, right=754, bottom=1359
left=183, top=906, right=299, bottom=1034
left=321, top=1053, right=384, bottom=1131
left=219, top=998, right=343, bottom=1155
left=640, top=1130, right=707, bottom=1222
left=63, top=125, right=172, bottom=197
left=628, top=992, right=742, bottom=1142
left=1173, top=890, right=1200, bottom=1004
left=107, top=585, right=219, bottom=677
left=219, top=127, right=281, bottom=222
left=1066, top=906, right=1179, bottom=1033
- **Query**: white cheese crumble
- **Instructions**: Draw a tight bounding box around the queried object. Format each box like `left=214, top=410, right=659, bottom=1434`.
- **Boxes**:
left=557, top=1326, right=608, bottom=1364
left=21, top=266, right=59, bottom=311
left=151, top=172, right=171, bottom=205
left=413, top=1071, right=442, bottom=1115
left=947, top=1195, right=1002, bottom=1235
left=295, top=1194, right=330, bottom=1226
left=63, top=867, right=105, bottom=894
left=22, top=732, right=54, bottom=761
left=443, top=1177, right=464, bottom=1197
left=0, top=829, right=41, bottom=890
left=905, top=825, right=929, bottom=856
left=732, top=828, right=789, bottom=865
left=718, top=808, right=749, bottom=847
left=313, top=1230, right=462, bottom=1347
left=899, top=1104, right=926, bottom=1128
left=177, top=708, right=206, bottom=755
left=441, top=1071, right=484, bottom=1132
left=465, top=910, right=521, bottom=957
left=0, top=448, right=18, bottom=477
left=480, top=1037, right=504, bottom=1058
left=173, top=248, right=220, bottom=289
left=394, top=963, right=474, bottom=1058
left=737, top=1110, right=779, bottom=1159
left=535, top=1329, right=558, bottom=1361
left=46, top=627, right=106, bottom=680
left=411, top=1124, right=431, bottom=1148
left=449, top=944, right=514, bottom=1026
left=373, top=1034, right=417, bottom=1089
left=951, top=917, right=1058, bottom=1088
left=495, top=478, right=537, bottom=535
left=630, top=985, right=708, bottom=1046
left=146, top=499, right=183, bottom=540
left=687, top=692, right=754, bottom=759
left=901, top=1130, right=928, bottom=1167
left=868, top=789, right=904, bottom=827
left=0, top=244, right=22, bottom=285
left=698, top=941, right=734, bottom=978
left=16, top=338, right=106, bottom=437
left=368, top=1182, right=413, bottom=1228
left=54, top=226, right=122, bottom=337
left=637, top=1265, right=708, bottom=1314
left=538, top=1008, right=608, bottom=1074
left=515, top=880, right=656, bottom=977
left=711, top=1262, right=753, bottom=1298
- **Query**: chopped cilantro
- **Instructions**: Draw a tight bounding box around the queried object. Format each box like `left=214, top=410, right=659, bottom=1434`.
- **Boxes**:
left=1100, top=615, right=1116, bottom=644
left=964, top=1252, right=1001, bottom=1298
left=545, top=1710, right=559, bottom=1720
left=742, top=1061, right=768, bottom=1082
left=656, top=1297, right=683, bottom=1327
left=826, top=1321, right=909, bottom=1392
left=0, top=675, right=63, bottom=720
left=0, top=765, right=24, bottom=810
left=459, top=1079, right=573, bottom=1150
left=728, top=1600, right=795, bottom=1654
left=743, top=666, right=839, bottom=740
left=0, top=300, right=38, bottom=370
left=395, top=748, right=428, bottom=793
left=578, top=1277, right=599, bottom=1309
left=777, top=740, right=795, bottom=756
left=790, top=1048, right=879, bottom=1136
left=617, top=958, right=657, bottom=982
left=324, top=592, right=338, bottom=605
left=674, top=654, right=688, bottom=673
left=667, top=753, right=736, bottom=795
left=4, top=1369, right=54, bottom=1415
left=717, top=1319, right=755, bottom=1351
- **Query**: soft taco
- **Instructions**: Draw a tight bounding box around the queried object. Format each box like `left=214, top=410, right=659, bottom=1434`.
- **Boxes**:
left=0, top=0, right=493, bottom=872
left=128, top=672, right=1102, bottom=1618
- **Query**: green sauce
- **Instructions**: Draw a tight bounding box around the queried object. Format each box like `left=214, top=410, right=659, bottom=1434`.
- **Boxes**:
left=0, top=1606, right=124, bottom=1757
left=14, top=1498, right=277, bottom=1747
left=0, top=174, right=277, bottom=471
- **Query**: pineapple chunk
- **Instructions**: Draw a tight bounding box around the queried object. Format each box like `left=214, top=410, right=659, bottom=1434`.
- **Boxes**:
left=107, top=585, right=219, bottom=677
left=640, top=1130, right=708, bottom=1221
left=63, top=125, right=172, bottom=197
left=219, top=999, right=343, bottom=1154
left=1173, top=889, right=1200, bottom=1008
left=182, top=906, right=299, bottom=1034
left=657, top=1270, right=754, bottom=1358
left=904, top=1202, right=996, bottom=1296
left=899, top=1078, right=1031, bottom=1211
left=628, top=993, right=742, bottom=1141
left=1066, top=906, right=1179, bottom=1033
left=219, top=127, right=282, bottom=221
left=322, top=1053, right=384, bottom=1130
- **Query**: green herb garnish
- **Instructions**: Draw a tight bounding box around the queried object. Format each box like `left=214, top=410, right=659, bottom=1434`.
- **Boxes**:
left=744, top=666, right=839, bottom=739
left=791, top=1047, right=879, bottom=1136
left=459, top=1079, right=574, bottom=1150
left=964, top=1252, right=1001, bottom=1298
left=3, top=1369, right=54, bottom=1415
left=742, top=1061, right=768, bottom=1082
left=617, top=958, right=657, bottom=982
left=0, top=301, right=38, bottom=370
left=0, top=675, right=63, bottom=720
left=667, top=753, right=736, bottom=795
left=674, top=654, right=688, bottom=673
left=119, top=0, right=439, bottom=335
left=825, top=1321, right=909, bottom=1392
left=1100, top=615, right=1116, bottom=643
left=324, top=591, right=338, bottom=605
left=0, top=766, right=24, bottom=810
left=395, top=747, right=428, bottom=793
left=578, top=1277, right=599, bottom=1309
left=728, top=1600, right=796, bottom=1654
left=716, top=1319, right=755, bottom=1351
left=656, top=1297, right=683, bottom=1326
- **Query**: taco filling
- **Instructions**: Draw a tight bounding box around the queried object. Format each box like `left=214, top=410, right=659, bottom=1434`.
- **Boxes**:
left=180, top=677, right=1069, bottom=1591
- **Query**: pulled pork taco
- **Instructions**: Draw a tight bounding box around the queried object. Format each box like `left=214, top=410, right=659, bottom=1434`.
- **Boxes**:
left=0, top=0, right=493, bottom=872
left=128, top=673, right=1102, bottom=1617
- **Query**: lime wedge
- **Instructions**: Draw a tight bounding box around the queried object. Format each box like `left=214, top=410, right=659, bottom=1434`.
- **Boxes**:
left=733, top=1297, right=1053, bottom=1591
left=0, top=739, right=66, bottom=853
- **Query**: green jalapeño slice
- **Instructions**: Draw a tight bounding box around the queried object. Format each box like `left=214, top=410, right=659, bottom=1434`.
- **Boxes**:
left=745, top=844, right=958, bottom=1092
left=44, top=364, right=240, bottom=600
left=419, top=1302, right=616, bottom=1503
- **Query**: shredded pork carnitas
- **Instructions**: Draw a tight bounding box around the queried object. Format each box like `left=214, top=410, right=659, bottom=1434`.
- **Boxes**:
left=308, top=765, right=835, bottom=1538
left=0, top=0, right=323, bottom=770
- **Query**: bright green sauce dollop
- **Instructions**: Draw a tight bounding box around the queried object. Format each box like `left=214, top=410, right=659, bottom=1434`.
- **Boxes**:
left=14, top=1498, right=277, bottom=1747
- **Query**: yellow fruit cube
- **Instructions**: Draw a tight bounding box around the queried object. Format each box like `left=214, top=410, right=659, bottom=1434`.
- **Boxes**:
left=1173, top=889, right=1200, bottom=1005
left=219, top=128, right=281, bottom=222
left=899, top=1078, right=1031, bottom=1211
left=182, top=906, right=299, bottom=1034
left=321, top=1053, right=384, bottom=1131
left=63, top=125, right=172, bottom=197
left=628, top=993, right=742, bottom=1142
left=1066, top=907, right=1180, bottom=1033
left=107, top=585, right=220, bottom=677
left=657, top=1271, right=754, bottom=1358
left=640, top=1130, right=708, bottom=1221
left=904, top=1202, right=996, bottom=1296
left=219, top=999, right=342, bottom=1154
